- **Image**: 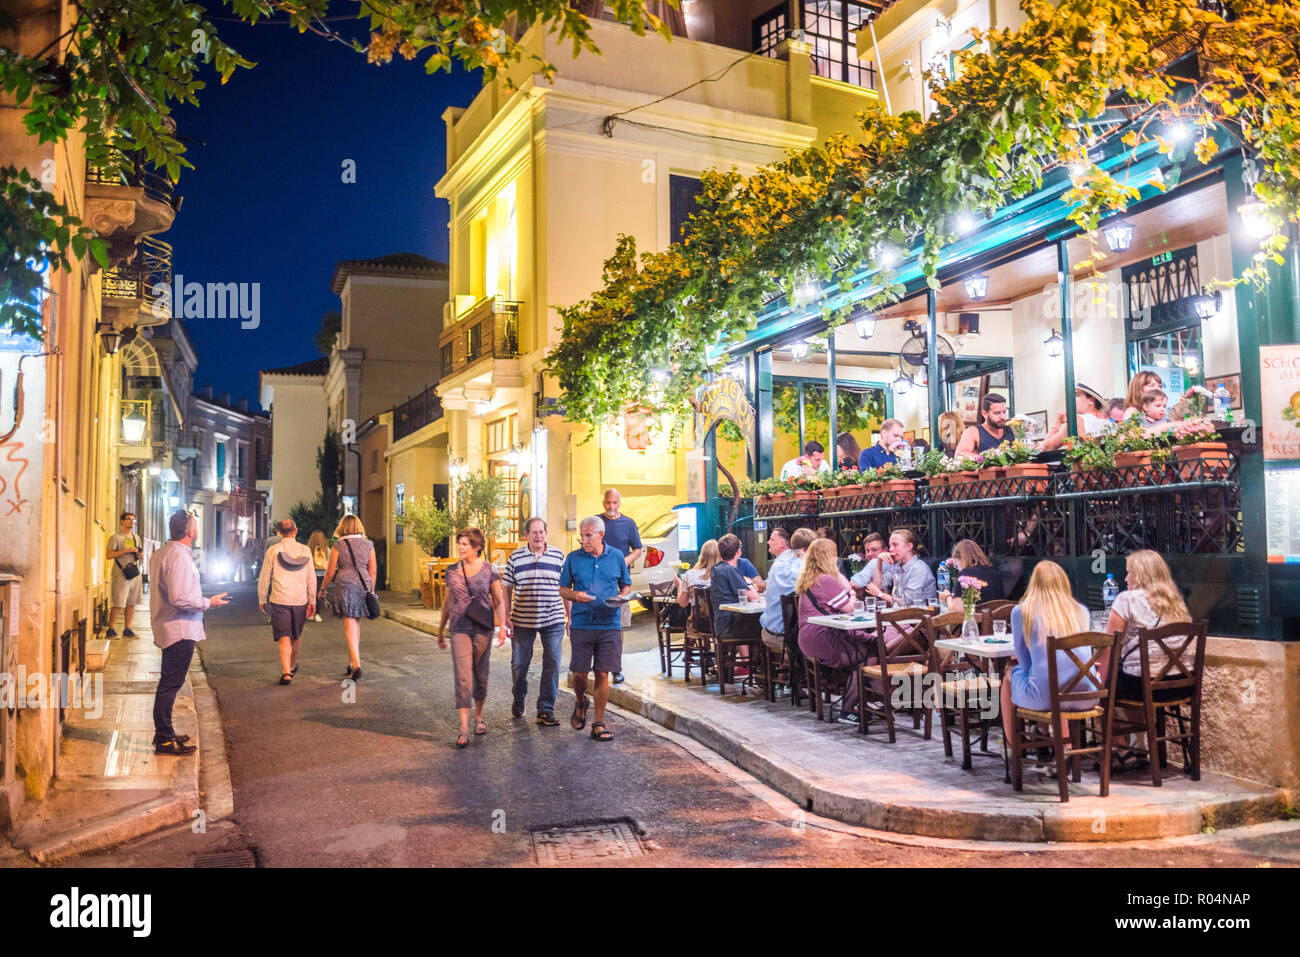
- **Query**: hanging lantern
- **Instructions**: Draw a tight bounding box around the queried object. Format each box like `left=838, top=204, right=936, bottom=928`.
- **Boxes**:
left=1102, top=219, right=1134, bottom=253
left=1043, top=329, right=1064, bottom=358
left=963, top=273, right=989, bottom=301
left=1192, top=287, right=1222, bottom=319
left=854, top=313, right=877, bottom=340
left=790, top=340, right=809, bottom=360
left=891, top=372, right=912, bottom=395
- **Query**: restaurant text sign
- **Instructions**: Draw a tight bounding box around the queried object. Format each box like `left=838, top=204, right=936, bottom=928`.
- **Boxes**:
left=1260, top=344, right=1300, bottom=461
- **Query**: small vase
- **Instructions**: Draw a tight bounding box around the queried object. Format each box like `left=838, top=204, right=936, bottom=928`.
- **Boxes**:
left=962, top=607, right=980, bottom=641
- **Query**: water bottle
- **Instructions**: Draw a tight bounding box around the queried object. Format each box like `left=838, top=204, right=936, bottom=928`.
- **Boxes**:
left=937, top=561, right=951, bottom=597
left=897, top=444, right=914, bottom=470
left=1102, top=573, right=1119, bottom=612
left=1213, top=383, right=1230, bottom=419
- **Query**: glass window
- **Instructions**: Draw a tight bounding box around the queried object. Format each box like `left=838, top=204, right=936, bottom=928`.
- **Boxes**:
left=669, top=174, right=704, bottom=241
left=752, top=3, right=787, bottom=56
left=466, top=321, right=483, bottom=361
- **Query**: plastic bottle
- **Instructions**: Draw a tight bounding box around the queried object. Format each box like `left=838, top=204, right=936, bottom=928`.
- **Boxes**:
left=937, top=561, right=951, bottom=597
left=1213, top=383, right=1230, bottom=419
left=897, top=444, right=913, bottom=470
left=1102, top=573, right=1119, bottom=611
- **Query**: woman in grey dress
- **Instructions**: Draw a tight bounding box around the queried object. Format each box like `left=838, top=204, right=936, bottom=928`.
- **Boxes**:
left=318, top=514, right=376, bottom=681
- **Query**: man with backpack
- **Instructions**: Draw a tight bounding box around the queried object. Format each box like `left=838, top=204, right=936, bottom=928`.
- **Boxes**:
left=258, top=518, right=318, bottom=685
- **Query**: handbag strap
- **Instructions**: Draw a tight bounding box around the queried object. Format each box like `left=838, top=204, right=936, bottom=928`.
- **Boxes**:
left=343, top=538, right=373, bottom=595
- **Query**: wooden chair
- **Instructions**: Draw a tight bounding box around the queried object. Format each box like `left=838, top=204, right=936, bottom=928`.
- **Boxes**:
left=859, top=607, right=934, bottom=742
left=1110, top=621, right=1208, bottom=786
left=1009, top=631, right=1120, bottom=802
left=683, top=588, right=716, bottom=686
left=927, top=611, right=1000, bottom=769
left=649, top=580, right=688, bottom=678
left=776, top=592, right=804, bottom=707
left=709, top=594, right=759, bottom=696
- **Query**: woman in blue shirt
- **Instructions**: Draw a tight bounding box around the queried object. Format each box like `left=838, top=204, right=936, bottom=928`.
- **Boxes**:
left=999, top=561, right=1099, bottom=746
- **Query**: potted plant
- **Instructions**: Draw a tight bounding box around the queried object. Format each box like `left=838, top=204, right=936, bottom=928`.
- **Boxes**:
left=1170, top=385, right=1215, bottom=422
left=949, top=451, right=984, bottom=485
left=790, top=472, right=823, bottom=502
left=822, top=468, right=864, bottom=501
left=1001, top=440, right=1050, bottom=494
left=875, top=462, right=916, bottom=505
left=1063, top=436, right=1115, bottom=491
left=1171, top=418, right=1229, bottom=480
left=1112, top=418, right=1162, bottom=484
left=918, top=447, right=947, bottom=485
left=396, top=496, right=454, bottom=607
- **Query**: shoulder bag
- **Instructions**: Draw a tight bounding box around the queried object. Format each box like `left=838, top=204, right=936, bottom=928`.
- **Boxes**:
left=461, top=564, right=496, bottom=632
left=343, top=538, right=381, bottom=620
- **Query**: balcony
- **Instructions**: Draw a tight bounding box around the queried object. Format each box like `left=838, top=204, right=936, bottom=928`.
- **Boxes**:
left=165, top=425, right=201, bottom=461
left=393, top=383, right=444, bottom=441
left=101, top=237, right=172, bottom=333
left=85, top=148, right=179, bottom=264
left=438, top=295, right=521, bottom=375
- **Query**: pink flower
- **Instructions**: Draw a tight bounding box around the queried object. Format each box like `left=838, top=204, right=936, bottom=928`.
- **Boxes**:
left=957, top=575, right=983, bottom=591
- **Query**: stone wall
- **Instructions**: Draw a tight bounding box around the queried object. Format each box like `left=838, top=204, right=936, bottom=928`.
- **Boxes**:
left=1199, top=637, right=1300, bottom=790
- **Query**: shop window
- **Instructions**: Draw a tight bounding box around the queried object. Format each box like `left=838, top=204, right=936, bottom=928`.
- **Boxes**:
left=752, top=3, right=787, bottom=56
left=754, top=2, right=877, bottom=89
left=1124, top=247, right=1205, bottom=404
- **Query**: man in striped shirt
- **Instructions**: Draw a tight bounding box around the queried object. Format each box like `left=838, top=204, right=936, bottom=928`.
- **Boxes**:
left=504, top=516, right=570, bottom=726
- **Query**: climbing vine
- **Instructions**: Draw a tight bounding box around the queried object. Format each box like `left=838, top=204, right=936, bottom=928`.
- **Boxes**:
left=549, top=0, right=1300, bottom=427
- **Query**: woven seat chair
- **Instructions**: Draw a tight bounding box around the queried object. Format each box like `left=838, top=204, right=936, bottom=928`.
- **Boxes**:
left=1009, top=630, right=1120, bottom=802
left=649, top=580, right=688, bottom=678
left=926, top=611, right=1001, bottom=769
left=859, top=607, right=935, bottom=741
left=683, top=587, right=716, bottom=686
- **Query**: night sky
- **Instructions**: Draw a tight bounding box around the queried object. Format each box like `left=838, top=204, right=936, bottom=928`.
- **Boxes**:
left=165, top=14, right=483, bottom=403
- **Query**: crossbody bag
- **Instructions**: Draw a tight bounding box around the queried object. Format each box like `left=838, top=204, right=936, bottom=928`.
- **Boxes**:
left=342, top=538, right=381, bottom=620
left=460, top=564, right=496, bottom=632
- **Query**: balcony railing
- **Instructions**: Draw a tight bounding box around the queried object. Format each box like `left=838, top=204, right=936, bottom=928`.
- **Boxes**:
left=86, top=148, right=177, bottom=209
left=256, top=460, right=272, bottom=481
left=393, top=382, right=444, bottom=440
left=438, top=295, right=521, bottom=379
left=102, top=236, right=172, bottom=320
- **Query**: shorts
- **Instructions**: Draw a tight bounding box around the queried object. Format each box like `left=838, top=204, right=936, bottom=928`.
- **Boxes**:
left=569, top=628, right=623, bottom=675
left=112, top=572, right=143, bottom=608
left=761, top=627, right=786, bottom=653
left=269, top=603, right=307, bottom=641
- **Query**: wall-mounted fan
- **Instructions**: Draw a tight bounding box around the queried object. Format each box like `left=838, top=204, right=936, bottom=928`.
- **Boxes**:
left=898, top=319, right=956, bottom=380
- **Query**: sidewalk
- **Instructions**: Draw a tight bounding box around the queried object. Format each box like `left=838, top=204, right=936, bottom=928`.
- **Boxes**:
left=4, top=607, right=213, bottom=863
left=380, top=592, right=1293, bottom=844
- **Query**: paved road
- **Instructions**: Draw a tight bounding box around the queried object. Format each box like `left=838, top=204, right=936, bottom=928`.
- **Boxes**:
left=56, top=583, right=1300, bottom=868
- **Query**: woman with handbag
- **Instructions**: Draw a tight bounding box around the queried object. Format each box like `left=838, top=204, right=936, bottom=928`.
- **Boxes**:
left=318, top=514, right=378, bottom=682
left=438, top=526, right=509, bottom=749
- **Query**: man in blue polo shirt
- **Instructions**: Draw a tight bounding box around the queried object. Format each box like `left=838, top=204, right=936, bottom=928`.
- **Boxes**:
left=600, top=488, right=642, bottom=684
left=558, top=515, right=631, bottom=743
left=858, top=418, right=906, bottom=471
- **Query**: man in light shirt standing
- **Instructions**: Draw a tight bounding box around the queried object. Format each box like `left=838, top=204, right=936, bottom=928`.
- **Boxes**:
left=150, top=511, right=229, bottom=756
left=258, top=517, right=317, bottom=685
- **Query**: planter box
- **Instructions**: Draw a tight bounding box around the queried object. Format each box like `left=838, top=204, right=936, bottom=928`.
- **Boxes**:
left=1114, top=449, right=1155, bottom=486
left=1004, top=462, right=1050, bottom=495
left=979, top=465, right=1006, bottom=496
left=880, top=478, right=916, bottom=506
left=1175, top=441, right=1231, bottom=481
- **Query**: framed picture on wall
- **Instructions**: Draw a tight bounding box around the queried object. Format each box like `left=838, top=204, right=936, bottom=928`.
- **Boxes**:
left=1206, top=373, right=1243, bottom=411
left=1021, top=410, right=1048, bottom=442
left=904, top=430, right=915, bottom=442
left=956, top=383, right=981, bottom=424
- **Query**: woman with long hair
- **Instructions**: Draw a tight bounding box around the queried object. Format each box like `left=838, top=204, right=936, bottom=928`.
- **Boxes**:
left=437, top=527, right=509, bottom=748
left=317, top=514, right=376, bottom=682
left=937, top=411, right=965, bottom=457
left=938, top=538, right=1004, bottom=612
left=999, top=561, right=1098, bottom=744
left=836, top=432, right=863, bottom=472
left=308, top=529, right=330, bottom=622
left=795, top=538, right=874, bottom=717
left=676, top=538, right=721, bottom=608
left=1105, top=550, right=1191, bottom=703
left=1122, top=371, right=1164, bottom=419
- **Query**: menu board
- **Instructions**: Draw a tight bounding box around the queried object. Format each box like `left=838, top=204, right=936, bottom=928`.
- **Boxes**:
left=1265, top=466, right=1300, bottom=563
left=1260, top=344, right=1300, bottom=461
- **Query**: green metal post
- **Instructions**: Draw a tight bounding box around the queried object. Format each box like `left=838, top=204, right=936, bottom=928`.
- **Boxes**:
left=757, top=349, right=774, bottom=479
left=828, top=335, right=838, bottom=466
left=1059, top=239, right=1078, bottom=437
left=927, top=289, right=941, bottom=443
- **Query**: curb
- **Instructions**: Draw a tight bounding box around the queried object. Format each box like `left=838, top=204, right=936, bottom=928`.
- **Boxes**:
left=607, top=681, right=1294, bottom=843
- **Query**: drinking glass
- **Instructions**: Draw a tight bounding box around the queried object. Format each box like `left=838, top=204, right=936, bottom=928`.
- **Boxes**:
left=852, top=599, right=865, bottom=618
left=992, top=620, right=1007, bottom=638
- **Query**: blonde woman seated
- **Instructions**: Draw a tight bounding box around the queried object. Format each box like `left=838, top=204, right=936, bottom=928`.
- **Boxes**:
left=1104, top=549, right=1193, bottom=706
left=999, top=561, right=1101, bottom=746
left=676, top=538, right=721, bottom=608
left=795, top=538, right=875, bottom=718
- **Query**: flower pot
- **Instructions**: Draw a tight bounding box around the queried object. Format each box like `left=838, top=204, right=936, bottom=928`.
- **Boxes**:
left=1175, top=441, right=1231, bottom=481
left=979, top=465, right=1006, bottom=496
left=793, top=489, right=819, bottom=501
left=1114, top=450, right=1154, bottom=486
left=1071, top=463, right=1102, bottom=492
left=880, top=478, right=916, bottom=506
left=1004, top=462, right=1050, bottom=495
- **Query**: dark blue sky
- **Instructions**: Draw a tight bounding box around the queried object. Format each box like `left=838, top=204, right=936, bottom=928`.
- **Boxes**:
left=166, top=15, right=482, bottom=402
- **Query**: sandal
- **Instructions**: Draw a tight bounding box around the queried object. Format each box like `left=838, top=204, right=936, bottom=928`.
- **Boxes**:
left=455, top=732, right=469, bottom=749
left=474, top=718, right=487, bottom=736
left=570, top=697, right=589, bottom=731
left=279, top=673, right=293, bottom=685
left=590, top=721, right=613, bottom=742
left=536, top=712, right=560, bottom=727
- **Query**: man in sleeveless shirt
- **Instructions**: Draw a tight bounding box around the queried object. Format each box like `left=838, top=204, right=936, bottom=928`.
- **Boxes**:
left=955, top=393, right=1010, bottom=457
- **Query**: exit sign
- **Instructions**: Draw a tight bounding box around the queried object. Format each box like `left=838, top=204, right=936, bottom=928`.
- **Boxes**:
left=1151, top=251, right=1173, bottom=265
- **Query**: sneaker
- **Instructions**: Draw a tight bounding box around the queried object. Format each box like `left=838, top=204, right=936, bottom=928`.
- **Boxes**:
left=612, top=672, right=625, bottom=685
left=105, top=628, right=117, bottom=638
left=122, top=628, right=137, bottom=638
left=311, top=614, right=323, bottom=622
left=154, top=738, right=196, bottom=756
left=511, top=701, right=525, bottom=719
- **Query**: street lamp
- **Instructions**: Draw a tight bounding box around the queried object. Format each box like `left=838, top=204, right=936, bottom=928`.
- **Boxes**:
left=1043, top=329, right=1064, bottom=358
left=963, top=272, right=989, bottom=301
left=854, top=312, right=877, bottom=340
left=122, top=407, right=147, bottom=444
left=790, top=340, right=809, bottom=360
left=1192, top=287, right=1222, bottom=319
left=1102, top=219, right=1134, bottom=253
left=891, top=372, right=912, bottom=395
left=1238, top=200, right=1272, bottom=238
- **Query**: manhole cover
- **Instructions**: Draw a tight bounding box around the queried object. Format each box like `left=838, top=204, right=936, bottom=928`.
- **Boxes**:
left=192, top=849, right=257, bottom=868
left=530, top=819, right=646, bottom=864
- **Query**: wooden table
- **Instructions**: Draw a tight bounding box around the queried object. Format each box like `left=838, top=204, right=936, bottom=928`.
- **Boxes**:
left=934, top=635, right=1015, bottom=676
left=806, top=613, right=877, bottom=631
left=719, top=601, right=766, bottom=615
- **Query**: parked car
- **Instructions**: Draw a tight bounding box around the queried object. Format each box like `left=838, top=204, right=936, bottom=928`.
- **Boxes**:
left=628, top=511, right=679, bottom=609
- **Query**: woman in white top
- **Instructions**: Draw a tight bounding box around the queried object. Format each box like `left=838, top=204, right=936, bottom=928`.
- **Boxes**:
left=1104, top=550, right=1192, bottom=703
left=676, top=539, right=720, bottom=608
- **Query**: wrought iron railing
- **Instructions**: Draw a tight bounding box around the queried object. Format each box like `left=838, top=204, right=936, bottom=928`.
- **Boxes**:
left=102, top=236, right=173, bottom=319
left=86, top=148, right=177, bottom=208
left=439, top=295, right=521, bottom=377
left=393, top=382, right=444, bottom=440
left=255, top=459, right=272, bottom=481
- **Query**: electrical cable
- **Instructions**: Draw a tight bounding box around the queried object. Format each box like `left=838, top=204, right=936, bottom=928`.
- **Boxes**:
left=600, top=50, right=760, bottom=136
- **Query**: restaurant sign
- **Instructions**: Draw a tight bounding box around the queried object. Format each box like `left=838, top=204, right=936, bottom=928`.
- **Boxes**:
left=1260, top=344, right=1300, bottom=461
